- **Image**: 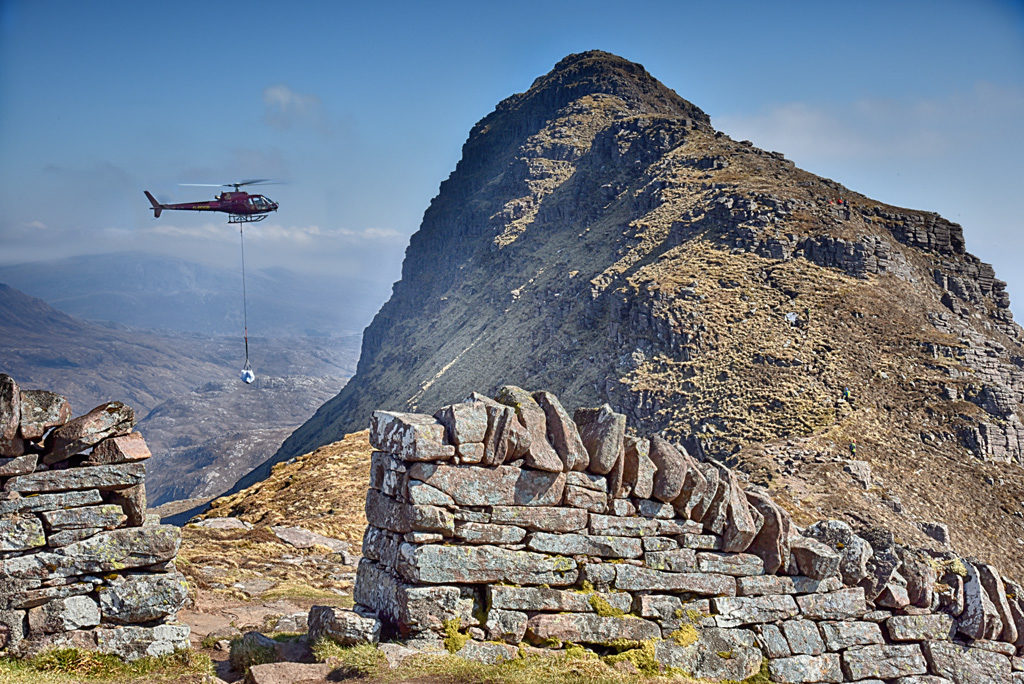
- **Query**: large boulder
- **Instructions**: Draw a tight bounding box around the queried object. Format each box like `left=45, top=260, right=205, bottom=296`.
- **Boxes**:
left=18, top=390, right=71, bottom=441
left=44, top=402, right=135, bottom=465
left=308, top=605, right=380, bottom=645
left=495, top=386, right=562, bottom=472
left=97, top=573, right=188, bottom=624
left=802, top=520, right=872, bottom=585
left=647, top=436, right=687, bottom=502
left=745, top=490, right=792, bottom=575
left=0, top=375, right=22, bottom=457
left=532, top=391, right=588, bottom=471
left=573, top=404, right=625, bottom=476
left=622, top=435, right=655, bottom=498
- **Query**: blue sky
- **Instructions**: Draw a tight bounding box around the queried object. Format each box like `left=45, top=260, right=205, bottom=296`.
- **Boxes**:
left=1, top=0, right=1022, bottom=316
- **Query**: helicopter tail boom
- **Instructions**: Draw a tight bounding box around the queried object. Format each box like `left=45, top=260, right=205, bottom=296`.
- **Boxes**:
left=144, top=191, right=164, bottom=218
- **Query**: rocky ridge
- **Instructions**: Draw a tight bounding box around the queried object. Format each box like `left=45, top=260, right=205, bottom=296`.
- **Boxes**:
left=268, top=50, right=1024, bottom=577
left=0, top=373, right=189, bottom=661
left=314, top=385, right=1024, bottom=683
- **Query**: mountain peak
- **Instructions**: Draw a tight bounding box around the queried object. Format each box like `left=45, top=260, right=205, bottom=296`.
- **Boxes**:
left=499, top=50, right=710, bottom=127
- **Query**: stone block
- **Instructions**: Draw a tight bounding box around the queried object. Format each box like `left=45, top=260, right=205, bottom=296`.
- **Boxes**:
left=0, top=513, right=46, bottom=551
left=563, top=484, right=607, bottom=513
left=308, top=605, right=380, bottom=645
left=92, top=623, right=190, bottom=660
left=47, top=528, right=101, bottom=547
left=886, top=613, right=954, bottom=642
left=642, top=536, right=678, bottom=552
left=643, top=548, right=697, bottom=572
left=527, top=532, right=642, bottom=559
left=922, top=640, right=1012, bottom=683
left=4, top=462, right=145, bottom=493
left=44, top=401, right=135, bottom=465
left=782, top=619, right=824, bottom=655
left=525, top=613, right=659, bottom=646
left=533, top=391, right=588, bottom=471
left=566, top=471, right=607, bottom=491
left=488, top=585, right=631, bottom=613
left=495, top=386, right=562, bottom=472
left=354, top=560, right=471, bottom=634
left=365, top=489, right=454, bottom=535
left=636, top=498, right=674, bottom=518
left=755, top=622, right=790, bottom=658
left=573, top=404, right=625, bottom=476
left=712, top=594, right=799, bottom=627
left=434, top=402, right=488, bottom=444
left=959, top=560, right=1004, bottom=641
left=790, top=536, right=841, bottom=580
left=84, top=432, right=151, bottom=465
left=679, top=533, right=720, bottom=550
left=841, top=644, right=928, bottom=680
left=976, top=562, right=1017, bottom=644
left=652, top=627, right=762, bottom=681
left=481, top=402, right=531, bottom=466
left=40, top=504, right=126, bottom=531
left=820, top=620, right=884, bottom=650
left=614, top=565, right=736, bottom=595
left=27, top=595, right=100, bottom=634
left=455, top=639, right=518, bottom=664
left=18, top=389, right=71, bottom=441
left=98, top=572, right=188, bottom=624
left=454, top=522, right=526, bottom=545
left=647, top=436, right=687, bottom=502
left=406, top=480, right=454, bottom=507
left=767, top=653, right=842, bottom=683
left=802, top=519, right=872, bottom=585
left=745, top=490, right=791, bottom=575
left=0, top=525, right=180, bottom=579
left=696, top=551, right=764, bottom=576
left=105, top=484, right=146, bottom=527
left=623, top=435, right=654, bottom=499
left=370, top=411, right=454, bottom=462
left=796, top=588, right=867, bottom=620
left=736, top=574, right=841, bottom=596
left=407, top=463, right=565, bottom=507
left=0, top=375, right=20, bottom=444
left=490, top=506, right=587, bottom=532
left=0, top=455, right=37, bottom=477
left=485, top=609, right=527, bottom=643
left=397, top=543, right=577, bottom=585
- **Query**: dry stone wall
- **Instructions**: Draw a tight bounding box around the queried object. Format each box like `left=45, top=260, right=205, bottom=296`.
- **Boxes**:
left=0, top=374, right=188, bottom=660
left=344, top=384, right=1024, bottom=683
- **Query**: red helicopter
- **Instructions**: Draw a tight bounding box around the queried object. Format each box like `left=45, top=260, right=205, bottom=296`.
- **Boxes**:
left=144, top=179, right=279, bottom=223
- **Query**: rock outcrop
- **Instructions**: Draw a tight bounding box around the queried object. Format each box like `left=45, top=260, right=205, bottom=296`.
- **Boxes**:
left=0, top=373, right=188, bottom=660
left=265, top=50, right=1024, bottom=579
left=319, top=386, right=1024, bottom=682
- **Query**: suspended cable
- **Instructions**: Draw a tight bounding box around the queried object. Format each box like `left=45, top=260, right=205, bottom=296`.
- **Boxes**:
left=239, top=224, right=255, bottom=384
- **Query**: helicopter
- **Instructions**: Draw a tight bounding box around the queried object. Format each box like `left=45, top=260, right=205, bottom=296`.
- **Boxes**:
left=144, top=179, right=279, bottom=223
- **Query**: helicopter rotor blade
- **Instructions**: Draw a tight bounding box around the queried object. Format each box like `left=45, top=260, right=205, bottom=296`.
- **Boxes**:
left=178, top=183, right=225, bottom=187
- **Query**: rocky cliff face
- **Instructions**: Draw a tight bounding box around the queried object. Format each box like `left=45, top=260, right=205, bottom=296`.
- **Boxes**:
left=273, top=51, right=1024, bottom=575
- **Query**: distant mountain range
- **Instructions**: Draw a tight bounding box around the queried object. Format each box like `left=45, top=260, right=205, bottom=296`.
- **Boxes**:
left=0, top=251, right=385, bottom=336
left=0, top=281, right=359, bottom=505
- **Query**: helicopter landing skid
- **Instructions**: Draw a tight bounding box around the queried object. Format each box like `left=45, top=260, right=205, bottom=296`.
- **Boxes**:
left=228, top=213, right=269, bottom=224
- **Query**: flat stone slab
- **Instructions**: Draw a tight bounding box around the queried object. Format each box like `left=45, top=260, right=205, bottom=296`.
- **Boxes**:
left=644, top=548, right=698, bottom=572
left=454, top=522, right=526, bottom=545
left=653, top=627, right=762, bottom=681
left=0, top=454, right=37, bottom=476
left=270, top=525, right=348, bottom=553
left=614, top=565, right=736, bottom=595
left=488, top=585, right=631, bottom=613
left=527, top=532, right=642, bottom=559
left=841, top=643, right=928, bottom=680
left=712, top=594, right=799, bottom=627
left=396, top=543, right=577, bottom=585
left=525, top=612, right=659, bottom=646
left=736, top=574, right=841, bottom=596
left=588, top=513, right=697, bottom=537
left=456, top=639, right=518, bottom=664
left=407, top=463, right=564, bottom=507
left=796, top=587, right=867, bottom=620
left=696, top=551, right=764, bottom=576
left=247, top=662, right=335, bottom=684
left=490, top=506, right=587, bottom=532
left=40, top=504, right=126, bottom=531
left=4, top=462, right=145, bottom=493
left=0, top=525, right=180, bottom=579
left=44, top=401, right=135, bottom=464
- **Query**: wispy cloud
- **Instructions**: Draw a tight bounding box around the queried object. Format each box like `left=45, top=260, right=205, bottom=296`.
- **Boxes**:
left=716, top=82, right=1024, bottom=163
left=263, top=84, right=330, bottom=135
